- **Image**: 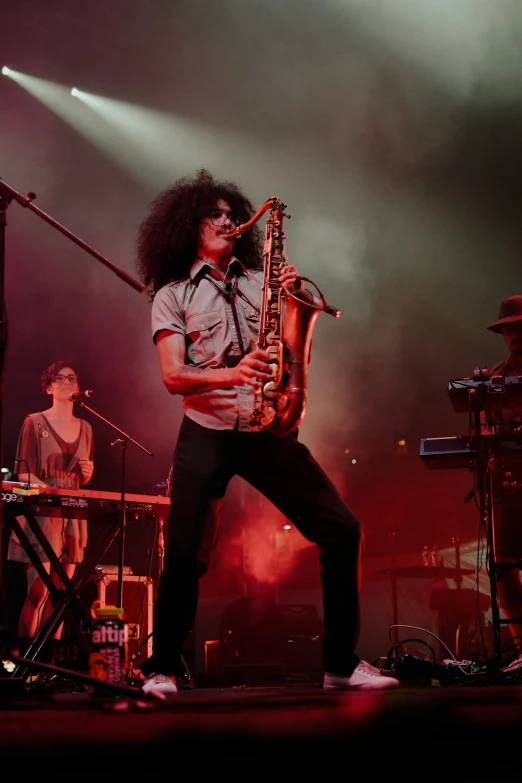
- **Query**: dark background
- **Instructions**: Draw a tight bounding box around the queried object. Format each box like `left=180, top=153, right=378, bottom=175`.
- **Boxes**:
left=1, top=0, right=521, bottom=593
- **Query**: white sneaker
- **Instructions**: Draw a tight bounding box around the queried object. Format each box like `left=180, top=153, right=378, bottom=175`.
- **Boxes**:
left=141, top=673, right=178, bottom=699
left=324, top=661, right=399, bottom=691
left=502, top=658, right=522, bottom=674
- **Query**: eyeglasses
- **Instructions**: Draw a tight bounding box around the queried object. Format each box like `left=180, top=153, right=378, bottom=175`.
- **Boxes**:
left=53, top=374, right=78, bottom=384
left=210, top=209, right=243, bottom=228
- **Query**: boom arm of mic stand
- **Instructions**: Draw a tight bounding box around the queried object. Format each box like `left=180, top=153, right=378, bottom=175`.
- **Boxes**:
left=0, top=176, right=145, bottom=293
left=78, top=402, right=153, bottom=458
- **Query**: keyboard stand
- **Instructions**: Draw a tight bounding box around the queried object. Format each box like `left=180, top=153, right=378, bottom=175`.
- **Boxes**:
left=6, top=509, right=92, bottom=670
left=3, top=505, right=140, bottom=694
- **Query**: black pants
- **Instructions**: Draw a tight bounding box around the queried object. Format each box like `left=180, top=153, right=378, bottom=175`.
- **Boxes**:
left=141, top=416, right=362, bottom=678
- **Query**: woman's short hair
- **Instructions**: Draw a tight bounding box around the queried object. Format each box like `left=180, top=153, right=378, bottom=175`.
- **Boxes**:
left=41, top=360, right=79, bottom=392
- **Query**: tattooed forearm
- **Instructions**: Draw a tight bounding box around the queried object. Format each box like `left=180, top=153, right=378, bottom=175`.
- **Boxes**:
left=177, top=365, right=213, bottom=395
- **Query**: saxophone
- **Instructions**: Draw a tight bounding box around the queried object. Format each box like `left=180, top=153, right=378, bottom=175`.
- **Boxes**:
left=223, top=196, right=340, bottom=436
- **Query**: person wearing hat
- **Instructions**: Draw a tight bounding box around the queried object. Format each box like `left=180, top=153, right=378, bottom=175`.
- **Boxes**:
left=485, top=295, right=522, bottom=670
left=487, top=294, right=522, bottom=374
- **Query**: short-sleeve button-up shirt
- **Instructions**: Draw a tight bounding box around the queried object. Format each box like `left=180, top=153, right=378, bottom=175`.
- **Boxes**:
left=151, top=256, right=263, bottom=431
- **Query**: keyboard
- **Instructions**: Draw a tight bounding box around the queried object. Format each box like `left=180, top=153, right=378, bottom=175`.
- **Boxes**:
left=420, top=434, right=522, bottom=470
left=447, top=375, right=522, bottom=413
left=1, top=481, right=170, bottom=518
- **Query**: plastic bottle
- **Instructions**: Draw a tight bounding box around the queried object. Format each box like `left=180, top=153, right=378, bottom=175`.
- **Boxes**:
left=88, top=602, right=128, bottom=686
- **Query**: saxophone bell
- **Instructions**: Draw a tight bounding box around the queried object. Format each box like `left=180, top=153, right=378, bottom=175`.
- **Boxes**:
left=291, top=277, right=341, bottom=318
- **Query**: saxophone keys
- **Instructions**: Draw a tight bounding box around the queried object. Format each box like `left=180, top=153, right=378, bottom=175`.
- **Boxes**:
left=261, top=410, right=277, bottom=428
left=263, top=381, right=278, bottom=399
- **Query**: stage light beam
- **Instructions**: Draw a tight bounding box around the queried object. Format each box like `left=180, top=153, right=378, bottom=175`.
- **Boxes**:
left=2, top=66, right=12, bottom=76
left=71, top=87, right=79, bottom=97
left=0, top=70, right=128, bottom=173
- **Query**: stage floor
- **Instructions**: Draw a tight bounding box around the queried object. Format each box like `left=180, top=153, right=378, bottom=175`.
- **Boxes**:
left=2, top=676, right=522, bottom=773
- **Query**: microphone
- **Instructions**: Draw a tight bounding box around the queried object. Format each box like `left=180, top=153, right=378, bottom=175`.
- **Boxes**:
left=69, top=390, right=94, bottom=401
left=224, top=281, right=237, bottom=299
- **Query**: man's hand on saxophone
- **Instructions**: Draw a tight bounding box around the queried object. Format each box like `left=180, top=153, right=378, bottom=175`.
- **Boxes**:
left=233, top=349, right=272, bottom=389
left=277, top=265, right=298, bottom=286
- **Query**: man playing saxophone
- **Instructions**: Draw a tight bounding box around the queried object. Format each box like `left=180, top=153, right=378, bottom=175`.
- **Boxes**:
left=135, top=169, right=398, bottom=696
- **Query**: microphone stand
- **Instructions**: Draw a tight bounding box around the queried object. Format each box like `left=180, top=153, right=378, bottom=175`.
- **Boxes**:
left=77, top=399, right=153, bottom=608
left=0, top=177, right=146, bottom=293
left=389, top=529, right=399, bottom=647
left=469, top=387, right=503, bottom=668
left=0, top=188, right=8, bottom=656
left=0, top=175, right=145, bottom=694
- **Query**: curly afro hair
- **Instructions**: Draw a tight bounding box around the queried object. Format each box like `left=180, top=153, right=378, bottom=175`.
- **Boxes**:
left=136, top=169, right=263, bottom=298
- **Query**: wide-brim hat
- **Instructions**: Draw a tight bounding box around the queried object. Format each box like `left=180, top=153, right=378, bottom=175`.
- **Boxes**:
left=487, top=295, right=522, bottom=333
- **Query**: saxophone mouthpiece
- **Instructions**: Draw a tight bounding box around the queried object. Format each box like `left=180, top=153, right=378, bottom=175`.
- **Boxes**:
left=220, top=225, right=243, bottom=239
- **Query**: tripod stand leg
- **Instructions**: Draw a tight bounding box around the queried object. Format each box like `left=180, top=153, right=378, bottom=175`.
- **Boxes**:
left=487, top=502, right=504, bottom=666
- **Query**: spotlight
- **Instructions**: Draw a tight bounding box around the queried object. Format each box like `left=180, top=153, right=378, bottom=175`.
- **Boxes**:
left=2, top=66, right=11, bottom=76
left=283, top=525, right=291, bottom=530
left=1, top=467, right=9, bottom=473
left=351, top=458, right=357, bottom=464
left=71, top=87, right=79, bottom=97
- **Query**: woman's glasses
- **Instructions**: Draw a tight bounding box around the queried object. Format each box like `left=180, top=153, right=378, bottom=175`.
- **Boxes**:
left=53, top=374, right=78, bottom=384
left=210, top=209, right=242, bottom=228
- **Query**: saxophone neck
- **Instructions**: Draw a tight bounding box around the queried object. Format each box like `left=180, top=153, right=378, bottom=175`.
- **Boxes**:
left=221, top=197, right=290, bottom=239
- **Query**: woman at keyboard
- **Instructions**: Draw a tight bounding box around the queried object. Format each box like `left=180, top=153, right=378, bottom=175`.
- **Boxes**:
left=7, top=360, right=94, bottom=664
